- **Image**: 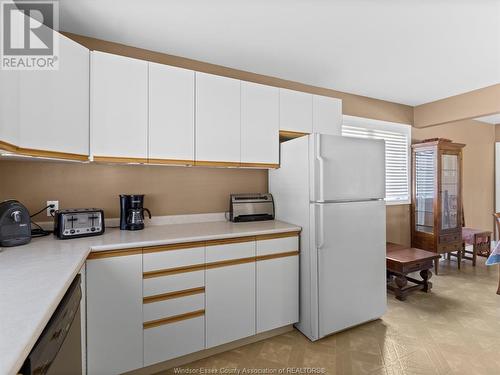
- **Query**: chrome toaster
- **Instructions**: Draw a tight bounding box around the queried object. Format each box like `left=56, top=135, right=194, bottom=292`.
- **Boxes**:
left=54, top=208, right=105, bottom=239
left=229, top=193, right=275, bottom=222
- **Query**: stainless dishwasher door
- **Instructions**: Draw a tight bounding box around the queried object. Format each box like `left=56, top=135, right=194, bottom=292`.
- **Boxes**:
left=20, top=275, right=82, bottom=375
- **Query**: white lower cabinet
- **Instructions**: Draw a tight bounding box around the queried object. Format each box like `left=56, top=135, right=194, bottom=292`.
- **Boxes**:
left=205, top=262, right=256, bottom=348
left=256, top=236, right=299, bottom=333
left=256, top=255, right=299, bottom=333
left=86, top=253, right=143, bottom=375
left=144, top=315, right=205, bottom=366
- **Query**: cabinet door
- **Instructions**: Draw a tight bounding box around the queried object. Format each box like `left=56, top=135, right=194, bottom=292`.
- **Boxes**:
left=241, top=81, right=279, bottom=166
left=205, top=262, right=256, bottom=348
left=86, top=254, right=143, bottom=375
left=195, top=72, right=240, bottom=164
left=313, top=95, right=342, bottom=135
left=149, top=63, right=195, bottom=163
left=19, top=34, right=89, bottom=156
left=205, top=239, right=255, bottom=347
left=256, top=255, right=299, bottom=333
left=0, top=69, right=19, bottom=147
left=91, top=51, right=148, bottom=160
left=279, top=88, right=312, bottom=133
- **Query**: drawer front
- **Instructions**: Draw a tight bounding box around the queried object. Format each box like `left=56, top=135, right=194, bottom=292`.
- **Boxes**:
left=206, top=241, right=255, bottom=263
left=143, top=246, right=204, bottom=272
left=438, top=242, right=462, bottom=253
left=144, top=293, right=205, bottom=322
left=144, top=315, right=204, bottom=366
left=256, top=236, right=298, bottom=257
left=143, top=270, right=204, bottom=297
left=403, top=260, right=434, bottom=274
left=439, top=233, right=461, bottom=244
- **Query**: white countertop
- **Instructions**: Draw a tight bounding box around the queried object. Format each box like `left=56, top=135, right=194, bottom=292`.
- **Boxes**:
left=0, top=220, right=300, bottom=375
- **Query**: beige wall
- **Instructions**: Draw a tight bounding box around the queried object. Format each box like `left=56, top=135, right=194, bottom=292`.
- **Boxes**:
left=413, top=84, right=500, bottom=128
left=387, top=205, right=411, bottom=246
left=0, top=161, right=267, bottom=218
left=413, top=119, right=496, bottom=233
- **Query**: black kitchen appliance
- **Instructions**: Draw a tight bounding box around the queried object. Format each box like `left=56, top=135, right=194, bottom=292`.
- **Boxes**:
left=54, top=208, right=105, bottom=239
left=119, top=194, right=151, bottom=231
left=0, top=200, right=31, bottom=247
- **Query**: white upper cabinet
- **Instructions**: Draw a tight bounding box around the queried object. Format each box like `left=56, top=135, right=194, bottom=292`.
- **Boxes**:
left=195, top=72, right=240, bottom=164
left=313, top=95, right=342, bottom=135
left=91, top=51, right=148, bottom=160
left=19, top=34, right=89, bottom=156
left=279, top=88, right=313, bottom=133
left=241, top=81, right=279, bottom=166
left=149, top=63, right=195, bottom=163
left=0, top=69, right=19, bottom=147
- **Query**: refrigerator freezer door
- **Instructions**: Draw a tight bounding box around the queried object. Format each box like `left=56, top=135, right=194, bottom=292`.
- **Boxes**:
left=310, top=134, right=385, bottom=202
left=314, top=200, right=386, bottom=338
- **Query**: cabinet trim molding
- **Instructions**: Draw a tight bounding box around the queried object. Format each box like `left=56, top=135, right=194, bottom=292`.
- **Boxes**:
left=194, top=160, right=241, bottom=168
left=143, top=263, right=205, bottom=278
left=256, top=231, right=300, bottom=241
left=0, top=140, right=89, bottom=161
left=0, top=140, right=17, bottom=153
left=205, top=256, right=256, bottom=269
left=148, top=158, right=194, bottom=166
left=87, top=248, right=142, bottom=259
left=239, top=162, right=280, bottom=169
left=205, top=236, right=255, bottom=246
left=143, top=242, right=205, bottom=254
left=256, top=251, right=299, bottom=262
left=143, top=287, right=205, bottom=304
left=143, top=309, right=205, bottom=329
left=93, top=155, right=148, bottom=164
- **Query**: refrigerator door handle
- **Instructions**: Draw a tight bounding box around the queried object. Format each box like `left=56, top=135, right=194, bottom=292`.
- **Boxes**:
left=315, top=135, right=325, bottom=202
left=316, top=204, right=325, bottom=249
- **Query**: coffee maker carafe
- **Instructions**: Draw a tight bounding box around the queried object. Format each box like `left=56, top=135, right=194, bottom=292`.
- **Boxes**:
left=119, top=194, right=152, bottom=231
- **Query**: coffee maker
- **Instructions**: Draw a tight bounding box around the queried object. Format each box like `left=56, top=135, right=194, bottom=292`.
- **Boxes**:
left=119, top=194, right=152, bottom=231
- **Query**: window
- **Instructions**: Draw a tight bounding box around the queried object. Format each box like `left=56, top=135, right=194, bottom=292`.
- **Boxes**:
left=342, top=115, right=411, bottom=205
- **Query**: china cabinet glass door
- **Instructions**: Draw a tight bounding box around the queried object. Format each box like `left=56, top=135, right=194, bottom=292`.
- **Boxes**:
left=415, top=149, right=435, bottom=234
left=441, top=153, right=459, bottom=231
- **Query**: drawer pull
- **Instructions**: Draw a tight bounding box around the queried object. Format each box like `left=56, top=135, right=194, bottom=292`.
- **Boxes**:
left=143, top=287, right=205, bottom=304
left=256, top=232, right=300, bottom=241
left=144, top=264, right=205, bottom=279
left=256, top=251, right=299, bottom=261
left=143, top=309, right=205, bottom=329
left=205, top=256, right=255, bottom=269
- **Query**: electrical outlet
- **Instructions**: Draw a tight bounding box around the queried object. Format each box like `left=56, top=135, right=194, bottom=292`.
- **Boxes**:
left=47, top=200, right=59, bottom=216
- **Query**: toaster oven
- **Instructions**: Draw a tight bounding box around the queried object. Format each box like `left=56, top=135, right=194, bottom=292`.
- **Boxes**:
left=229, top=193, right=275, bottom=222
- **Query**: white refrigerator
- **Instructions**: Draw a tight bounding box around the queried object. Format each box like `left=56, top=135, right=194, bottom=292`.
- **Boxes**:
left=269, top=133, right=387, bottom=341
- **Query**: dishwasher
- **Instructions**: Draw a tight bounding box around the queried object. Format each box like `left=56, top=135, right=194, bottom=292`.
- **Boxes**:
left=20, top=275, right=82, bottom=375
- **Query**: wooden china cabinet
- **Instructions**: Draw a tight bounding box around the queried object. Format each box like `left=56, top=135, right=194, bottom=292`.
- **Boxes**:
left=411, top=138, right=465, bottom=274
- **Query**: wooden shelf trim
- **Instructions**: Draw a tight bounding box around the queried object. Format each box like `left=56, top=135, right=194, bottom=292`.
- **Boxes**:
left=205, top=236, right=256, bottom=247
left=143, top=309, right=205, bottom=329
left=239, top=162, right=280, bottom=169
left=194, top=160, right=241, bottom=168
left=205, top=256, right=256, bottom=270
left=143, top=263, right=205, bottom=278
left=256, top=251, right=299, bottom=261
left=143, top=287, right=205, bottom=304
left=143, top=241, right=205, bottom=254
left=87, top=248, right=142, bottom=260
left=0, top=140, right=89, bottom=161
left=255, top=231, right=300, bottom=241
left=93, top=155, right=148, bottom=164
left=88, top=232, right=299, bottom=261
left=148, top=158, right=195, bottom=166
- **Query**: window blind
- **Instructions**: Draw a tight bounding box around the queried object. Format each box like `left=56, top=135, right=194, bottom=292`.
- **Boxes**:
left=342, top=116, right=411, bottom=204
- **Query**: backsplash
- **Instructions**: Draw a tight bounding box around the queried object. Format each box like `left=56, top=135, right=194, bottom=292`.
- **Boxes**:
left=0, top=160, right=268, bottom=218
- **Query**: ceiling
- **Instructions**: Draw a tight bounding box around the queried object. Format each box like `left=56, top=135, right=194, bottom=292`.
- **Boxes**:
left=475, top=113, right=500, bottom=125
left=56, top=0, right=500, bottom=106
